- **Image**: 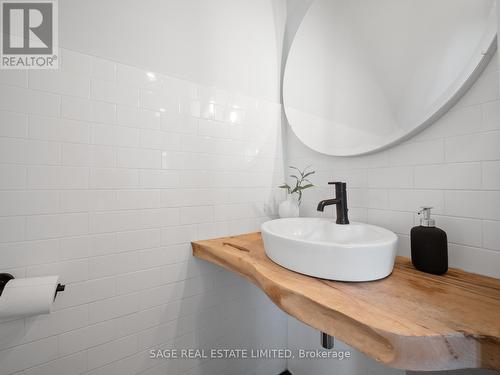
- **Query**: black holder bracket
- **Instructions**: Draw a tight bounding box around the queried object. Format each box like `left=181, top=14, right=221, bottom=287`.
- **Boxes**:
left=0, top=273, right=14, bottom=297
left=55, top=283, right=65, bottom=298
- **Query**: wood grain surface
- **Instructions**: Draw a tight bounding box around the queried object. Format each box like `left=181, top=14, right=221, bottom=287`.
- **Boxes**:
left=192, top=232, right=500, bottom=371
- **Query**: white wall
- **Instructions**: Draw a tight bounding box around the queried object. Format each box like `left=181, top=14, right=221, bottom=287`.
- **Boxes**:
left=286, top=45, right=500, bottom=375
left=59, top=0, right=283, bottom=103
left=0, top=1, right=288, bottom=374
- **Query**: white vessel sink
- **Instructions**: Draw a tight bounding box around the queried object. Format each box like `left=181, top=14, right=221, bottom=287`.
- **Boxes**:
left=261, top=218, right=398, bottom=281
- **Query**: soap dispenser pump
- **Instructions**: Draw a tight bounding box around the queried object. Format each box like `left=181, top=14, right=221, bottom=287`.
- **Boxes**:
left=410, top=207, right=448, bottom=275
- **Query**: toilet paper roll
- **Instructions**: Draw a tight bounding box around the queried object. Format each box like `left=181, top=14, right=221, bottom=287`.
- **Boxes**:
left=0, top=276, right=59, bottom=319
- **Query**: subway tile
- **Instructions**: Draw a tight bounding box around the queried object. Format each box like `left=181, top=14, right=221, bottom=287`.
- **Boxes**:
left=91, top=123, right=140, bottom=147
left=90, top=168, right=139, bottom=189
left=139, top=244, right=189, bottom=269
left=160, top=112, right=197, bottom=134
left=414, top=163, right=481, bottom=190
left=198, top=119, right=231, bottom=138
left=449, top=244, right=500, bottom=278
left=91, top=79, right=139, bottom=106
left=91, top=100, right=117, bottom=124
left=115, top=190, right=160, bottom=210
left=116, top=148, right=162, bottom=169
left=482, top=160, right=500, bottom=189
left=139, top=278, right=193, bottom=310
left=87, top=335, right=138, bottom=370
left=0, top=165, right=26, bottom=189
left=366, top=189, right=388, bottom=209
left=62, top=143, right=116, bottom=167
left=91, top=57, right=116, bottom=81
left=26, top=213, right=88, bottom=240
left=214, top=203, right=260, bottom=221
left=58, top=319, right=115, bottom=357
left=366, top=209, right=414, bottom=236
left=0, top=138, right=61, bottom=165
left=433, top=215, right=482, bottom=247
left=23, top=305, right=88, bottom=342
left=180, top=206, right=214, bottom=224
left=29, top=115, right=90, bottom=143
left=137, top=320, right=177, bottom=350
left=26, top=213, right=89, bottom=240
left=161, top=225, right=197, bottom=246
left=60, top=49, right=92, bottom=75
left=197, top=222, right=230, bottom=240
left=22, top=352, right=87, bottom=375
left=445, top=132, right=500, bottom=162
left=115, top=268, right=164, bottom=295
left=89, top=208, right=179, bottom=234
left=117, top=105, right=160, bottom=129
left=0, top=191, right=59, bottom=216
left=0, top=85, right=60, bottom=116
left=139, top=170, right=180, bottom=188
left=61, top=96, right=91, bottom=121
left=88, top=294, right=140, bottom=324
left=115, top=229, right=160, bottom=252
left=459, top=70, right=499, bottom=107
left=367, top=167, right=413, bottom=189
left=61, top=96, right=116, bottom=123
left=140, top=128, right=182, bottom=150
left=483, top=220, right=500, bottom=251
left=0, top=336, right=58, bottom=374
left=59, top=190, right=116, bottom=213
left=329, top=169, right=367, bottom=188
left=89, top=252, right=139, bottom=279
left=141, top=88, right=176, bottom=113
left=481, top=100, right=500, bottom=131
left=0, top=216, right=26, bottom=243
left=0, top=319, right=24, bottom=351
left=27, top=259, right=89, bottom=284
left=389, top=189, right=444, bottom=214
left=53, top=277, right=115, bottom=310
left=415, top=105, right=481, bottom=141
left=0, top=111, right=28, bottom=137
left=389, top=139, right=444, bottom=166
left=59, top=233, right=115, bottom=260
left=0, top=70, right=27, bottom=88
left=0, top=240, right=58, bottom=267
left=230, top=218, right=262, bottom=236
left=444, top=191, right=500, bottom=220
left=27, top=166, right=89, bottom=189
left=29, top=70, right=90, bottom=98
left=116, top=64, right=162, bottom=89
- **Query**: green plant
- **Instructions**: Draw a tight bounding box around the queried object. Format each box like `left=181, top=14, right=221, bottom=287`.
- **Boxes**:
left=279, top=166, right=315, bottom=205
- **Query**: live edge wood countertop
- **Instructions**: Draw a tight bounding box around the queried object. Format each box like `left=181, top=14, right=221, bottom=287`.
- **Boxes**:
left=191, top=232, right=500, bottom=372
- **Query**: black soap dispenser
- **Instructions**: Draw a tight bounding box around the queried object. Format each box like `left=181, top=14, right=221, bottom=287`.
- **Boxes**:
left=410, top=207, right=448, bottom=275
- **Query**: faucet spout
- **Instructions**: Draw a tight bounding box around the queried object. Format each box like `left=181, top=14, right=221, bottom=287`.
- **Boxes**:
left=317, top=199, right=339, bottom=212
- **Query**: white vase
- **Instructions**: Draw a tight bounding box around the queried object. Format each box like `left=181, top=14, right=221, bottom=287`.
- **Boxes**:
left=279, top=196, right=300, bottom=218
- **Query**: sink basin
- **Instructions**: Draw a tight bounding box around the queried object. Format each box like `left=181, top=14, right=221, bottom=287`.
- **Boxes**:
left=261, top=218, right=398, bottom=281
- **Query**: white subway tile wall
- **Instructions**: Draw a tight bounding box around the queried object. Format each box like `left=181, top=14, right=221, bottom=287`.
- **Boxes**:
left=0, top=49, right=287, bottom=375
left=288, top=52, right=500, bottom=279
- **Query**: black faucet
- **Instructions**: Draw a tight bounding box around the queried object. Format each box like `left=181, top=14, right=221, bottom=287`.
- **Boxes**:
left=317, top=182, right=349, bottom=224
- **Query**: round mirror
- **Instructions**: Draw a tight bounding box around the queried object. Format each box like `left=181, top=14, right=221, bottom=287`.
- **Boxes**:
left=283, top=0, right=497, bottom=156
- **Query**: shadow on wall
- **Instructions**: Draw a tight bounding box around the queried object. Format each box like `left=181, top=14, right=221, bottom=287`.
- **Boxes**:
left=143, top=259, right=288, bottom=374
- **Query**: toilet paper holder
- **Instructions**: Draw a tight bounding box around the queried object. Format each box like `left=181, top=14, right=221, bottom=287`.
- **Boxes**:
left=0, top=273, right=65, bottom=298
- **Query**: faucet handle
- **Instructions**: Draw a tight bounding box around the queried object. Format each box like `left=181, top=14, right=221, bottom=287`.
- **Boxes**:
left=328, top=182, right=346, bottom=190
